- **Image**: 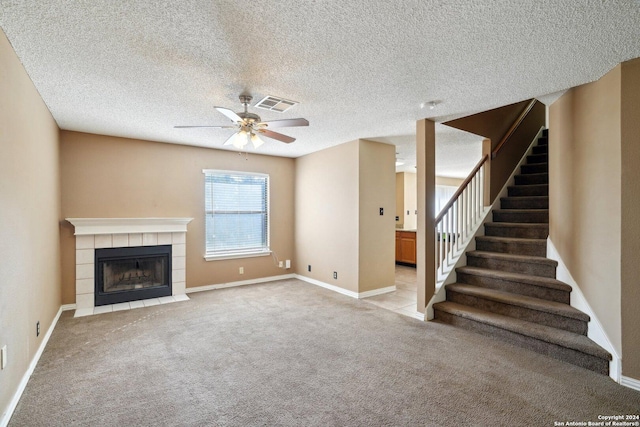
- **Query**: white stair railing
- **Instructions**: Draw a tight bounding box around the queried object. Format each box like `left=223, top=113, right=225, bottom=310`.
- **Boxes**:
left=434, top=154, right=490, bottom=283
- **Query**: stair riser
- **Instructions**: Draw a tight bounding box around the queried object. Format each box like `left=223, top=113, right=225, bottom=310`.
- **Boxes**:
left=500, top=197, right=548, bottom=209
left=515, top=174, right=548, bottom=185
left=527, top=154, right=548, bottom=164
left=433, top=310, right=609, bottom=375
left=467, top=255, right=556, bottom=278
left=455, top=271, right=570, bottom=303
left=475, top=239, right=546, bottom=257
left=508, top=185, right=548, bottom=197
left=446, top=290, right=588, bottom=335
left=484, top=224, right=549, bottom=239
left=493, top=211, right=549, bottom=223
left=532, top=145, right=548, bottom=155
left=521, top=163, right=547, bottom=174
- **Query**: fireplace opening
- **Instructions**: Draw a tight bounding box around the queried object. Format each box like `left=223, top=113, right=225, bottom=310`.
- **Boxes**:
left=95, top=245, right=172, bottom=306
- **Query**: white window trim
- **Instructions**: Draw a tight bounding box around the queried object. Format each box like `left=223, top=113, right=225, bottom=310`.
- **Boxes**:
left=202, top=169, right=271, bottom=262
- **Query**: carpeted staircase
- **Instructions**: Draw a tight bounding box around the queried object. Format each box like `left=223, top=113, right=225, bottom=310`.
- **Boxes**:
left=433, top=130, right=612, bottom=375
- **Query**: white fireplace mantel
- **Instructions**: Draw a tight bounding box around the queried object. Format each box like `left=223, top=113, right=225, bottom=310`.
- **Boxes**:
left=66, top=217, right=193, bottom=317
left=66, top=217, right=193, bottom=235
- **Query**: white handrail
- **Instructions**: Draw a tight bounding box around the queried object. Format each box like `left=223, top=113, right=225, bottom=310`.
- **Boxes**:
left=434, top=155, right=490, bottom=283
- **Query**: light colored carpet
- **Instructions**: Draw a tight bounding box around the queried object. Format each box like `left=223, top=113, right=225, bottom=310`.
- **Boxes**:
left=9, top=278, right=640, bottom=426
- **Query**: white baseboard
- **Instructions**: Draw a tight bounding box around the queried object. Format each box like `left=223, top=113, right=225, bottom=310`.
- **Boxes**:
left=621, top=375, right=640, bottom=392
left=1, top=306, right=63, bottom=427
left=358, top=285, right=396, bottom=298
left=61, top=304, right=76, bottom=311
left=295, top=275, right=359, bottom=298
left=413, top=311, right=426, bottom=321
left=185, top=274, right=296, bottom=294
left=294, top=275, right=395, bottom=299
left=546, top=238, right=622, bottom=383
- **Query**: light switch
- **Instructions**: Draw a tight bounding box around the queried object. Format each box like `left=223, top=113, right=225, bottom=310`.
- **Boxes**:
left=1, top=345, right=7, bottom=370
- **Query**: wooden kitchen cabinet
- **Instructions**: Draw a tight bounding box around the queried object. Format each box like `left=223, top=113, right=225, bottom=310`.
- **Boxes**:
left=395, top=231, right=416, bottom=265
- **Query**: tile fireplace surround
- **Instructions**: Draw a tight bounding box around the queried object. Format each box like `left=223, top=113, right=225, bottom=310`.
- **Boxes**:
left=66, top=218, right=193, bottom=317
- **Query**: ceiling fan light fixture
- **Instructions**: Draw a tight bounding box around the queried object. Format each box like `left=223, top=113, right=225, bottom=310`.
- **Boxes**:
left=175, top=93, right=309, bottom=149
left=250, top=132, right=265, bottom=148
left=232, top=130, right=249, bottom=149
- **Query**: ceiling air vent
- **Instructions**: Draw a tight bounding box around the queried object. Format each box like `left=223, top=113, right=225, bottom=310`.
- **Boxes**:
left=254, top=95, right=299, bottom=113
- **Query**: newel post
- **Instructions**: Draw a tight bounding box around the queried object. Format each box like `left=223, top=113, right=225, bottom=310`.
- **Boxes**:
left=483, top=138, right=492, bottom=207
left=416, top=119, right=436, bottom=315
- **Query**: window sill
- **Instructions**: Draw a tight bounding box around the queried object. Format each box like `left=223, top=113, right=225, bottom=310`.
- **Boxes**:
left=204, top=250, right=271, bottom=261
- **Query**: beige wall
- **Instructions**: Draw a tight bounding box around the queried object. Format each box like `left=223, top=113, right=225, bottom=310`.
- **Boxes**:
left=435, top=176, right=463, bottom=187
left=620, top=58, right=640, bottom=378
left=395, top=173, right=404, bottom=226
left=59, top=131, right=295, bottom=303
left=295, top=139, right=395, bottom=293
left=295, top=141, right=360, bottom=291
left=396, top=172, right=418, bottom=229
left=358, top=140, right=395, bottom=292
left=444, top=100, right=545, bottom=202
left=0, top=29, right=61, bottom=419
left=549, top=65, right=622, bottom=354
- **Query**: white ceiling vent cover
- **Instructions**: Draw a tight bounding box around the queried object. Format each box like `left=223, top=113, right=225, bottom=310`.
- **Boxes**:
left=254, top=96, right=298, bottom=113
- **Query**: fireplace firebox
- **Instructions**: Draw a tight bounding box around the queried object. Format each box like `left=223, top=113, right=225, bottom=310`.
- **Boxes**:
left=95, top=245, right=172, bottom=306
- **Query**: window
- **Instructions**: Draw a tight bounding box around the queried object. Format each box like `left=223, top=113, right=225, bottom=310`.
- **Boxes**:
left=435, top=185, right=457, bottom=216
left=203, top=170, right=270, bottom=260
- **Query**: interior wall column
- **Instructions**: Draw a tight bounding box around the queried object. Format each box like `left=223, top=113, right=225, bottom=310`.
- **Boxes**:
left=416, top=118, right=436, bottom=314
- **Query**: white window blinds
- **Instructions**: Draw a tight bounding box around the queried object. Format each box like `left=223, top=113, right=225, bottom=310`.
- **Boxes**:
left=203, top=170, right=270, bottom=258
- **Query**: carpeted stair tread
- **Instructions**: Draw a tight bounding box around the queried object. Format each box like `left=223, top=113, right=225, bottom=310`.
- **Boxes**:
left=475, top=235, right=546, bottom=244
left=475, top=235, right=547, bottom=256
left=467, top=250, right=557, bottom=278
left=468, top=250, right=557, bottom=267
left=532, top=145, right=548, bottom=154
left=433, top=302, right=611, bottom=361
left=507, top=184, right=548, bottom=197
left=484, top=222, right=549, bottom=239
left=445, top=283, right=589, bottom=322
left=503, top=195, right=549, bottom=200
left=456, top=266, right=572, bottom=293
left=485, top=222, right=549, bottom=229
left=521, top=162, right=547, bottom=173
left=515, top=173, right=549, bottom=185
left=500, top=196, right=548, bottom=210
left=492, top=209, right=549, bottom=223
left=527, top=153, right=548, bottom=163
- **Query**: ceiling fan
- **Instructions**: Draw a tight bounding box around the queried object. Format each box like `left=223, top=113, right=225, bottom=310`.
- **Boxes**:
left=174, top=95, right=309, bottom=149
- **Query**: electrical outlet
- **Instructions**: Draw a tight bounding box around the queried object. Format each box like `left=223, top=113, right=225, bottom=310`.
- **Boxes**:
left=239, top=267, right=244, bottom=275
left=285, top=259, right=291, bottom=269
left=333, top=271, right=338, bottom=279
left=1, top=345, right=7, bottom=370
left=278, top=261, right=284, bottom=268
left=308, top=265, right=311, bottom=272
left=36, top=321, right=40, bottom=337
left=379, top=207, right=384, bottom=215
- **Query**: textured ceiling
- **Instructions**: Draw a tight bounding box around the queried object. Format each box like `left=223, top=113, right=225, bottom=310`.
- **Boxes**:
left=1, top=1, right=639, bottom=178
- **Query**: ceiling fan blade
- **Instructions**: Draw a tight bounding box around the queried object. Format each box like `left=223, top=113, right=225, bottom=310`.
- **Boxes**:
left=258, top=129, right=296, bottom=143
left=223, top=132, right=239, bottom=146
left=174, top=125, right=236, bottom=129
left=257, top=118, right=309, bottom=128
left=215, top=107, right=243, bottom=123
